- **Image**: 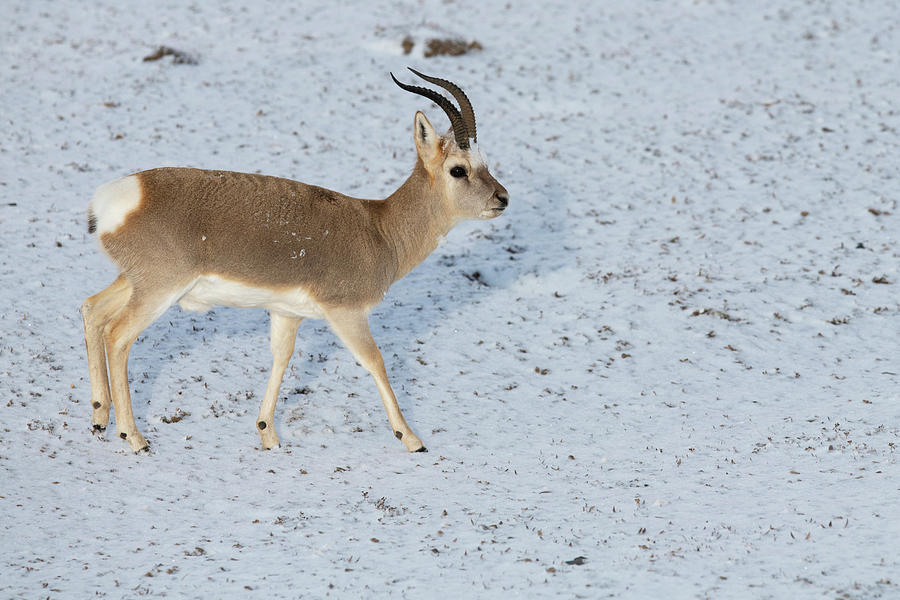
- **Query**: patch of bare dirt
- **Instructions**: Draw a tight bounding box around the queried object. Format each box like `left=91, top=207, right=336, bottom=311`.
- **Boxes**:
left=143, top=46, right=198, bottom=65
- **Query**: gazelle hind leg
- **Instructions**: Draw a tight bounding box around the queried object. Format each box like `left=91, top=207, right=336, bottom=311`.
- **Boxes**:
left=256, top=312, right=303, bottom=449
left=325, top=307, right=426, bottom=453
left=103, top=289, right=178, bottom=452
left=81, top=275, right=132, bottom=431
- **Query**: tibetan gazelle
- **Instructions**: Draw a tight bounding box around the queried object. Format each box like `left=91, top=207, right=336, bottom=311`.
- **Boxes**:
left=81, top=69, right=509, bottom=453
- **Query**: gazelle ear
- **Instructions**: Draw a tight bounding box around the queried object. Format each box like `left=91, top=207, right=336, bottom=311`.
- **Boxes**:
left=413, top=111, right=440, bottom=168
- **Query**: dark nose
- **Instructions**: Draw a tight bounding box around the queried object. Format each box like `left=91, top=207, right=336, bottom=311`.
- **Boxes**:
left=496, top=192, right=509, bottom=208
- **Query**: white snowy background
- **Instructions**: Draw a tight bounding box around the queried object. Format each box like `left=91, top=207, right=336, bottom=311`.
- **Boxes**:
left=2, top=0, right=898, bottom=598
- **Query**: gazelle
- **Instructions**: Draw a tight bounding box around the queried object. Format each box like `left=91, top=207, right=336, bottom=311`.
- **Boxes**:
left=81, top=69, right=508, bottom=453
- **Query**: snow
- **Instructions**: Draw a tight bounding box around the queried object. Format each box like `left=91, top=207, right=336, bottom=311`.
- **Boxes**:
left=2, top=0, right=899, bottom=597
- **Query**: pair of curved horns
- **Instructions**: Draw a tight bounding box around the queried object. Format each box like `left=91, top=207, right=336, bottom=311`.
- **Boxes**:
left=391, top=68, right=476, bottom=150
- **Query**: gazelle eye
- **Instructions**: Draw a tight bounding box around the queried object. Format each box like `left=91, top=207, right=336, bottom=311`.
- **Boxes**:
left=449, top=166, right=468, bottom=178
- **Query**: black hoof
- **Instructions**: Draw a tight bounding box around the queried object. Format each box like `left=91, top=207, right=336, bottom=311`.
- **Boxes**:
left=415, top=446, right=428, bottom=453
left=92, top=424, right=106, bottom=433
left=137, top=445, right=151, bottom=455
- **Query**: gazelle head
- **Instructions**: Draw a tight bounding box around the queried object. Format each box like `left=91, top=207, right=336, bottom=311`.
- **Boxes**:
left=393, top=69, right=509, bottom=220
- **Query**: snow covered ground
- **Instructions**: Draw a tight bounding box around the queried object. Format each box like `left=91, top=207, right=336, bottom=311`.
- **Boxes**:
left=2, top=0, right=899, bottom=597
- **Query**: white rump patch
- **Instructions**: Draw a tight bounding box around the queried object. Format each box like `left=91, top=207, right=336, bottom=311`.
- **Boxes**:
left=178, top=275, right=326, bottom=319
left=90, top=176, right=141, bottom=236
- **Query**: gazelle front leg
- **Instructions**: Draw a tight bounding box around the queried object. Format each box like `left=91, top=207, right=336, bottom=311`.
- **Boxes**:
left=325, top=307, right=426, bottom=453
left=256, top=312, right=303, bottom=449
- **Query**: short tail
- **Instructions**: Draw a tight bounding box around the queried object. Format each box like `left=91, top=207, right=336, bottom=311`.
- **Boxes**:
left=88, top=209, right=97, bottom=234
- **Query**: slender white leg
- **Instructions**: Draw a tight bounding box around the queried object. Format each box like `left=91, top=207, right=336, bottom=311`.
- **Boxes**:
left=103, top=290, right=176, bottom=452
left=256, top=312, right=302, bottom=449
left=81, top=275, right=132, bottom=431
left=325, top=307, right=426, bottom=452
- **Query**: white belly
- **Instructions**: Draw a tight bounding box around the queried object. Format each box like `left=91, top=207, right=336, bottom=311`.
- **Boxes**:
left=178, top=275, right=326, bottom=319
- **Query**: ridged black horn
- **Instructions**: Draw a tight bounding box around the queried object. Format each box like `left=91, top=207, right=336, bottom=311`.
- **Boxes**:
left=407, top=68, right=476, bottom=143
left=391, top=72, right=471, bottom=150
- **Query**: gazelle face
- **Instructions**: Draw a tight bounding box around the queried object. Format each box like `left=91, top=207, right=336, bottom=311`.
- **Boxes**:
left=394, top=69, right=508, bottom=222
left=439, top=143, right=509, bottom=220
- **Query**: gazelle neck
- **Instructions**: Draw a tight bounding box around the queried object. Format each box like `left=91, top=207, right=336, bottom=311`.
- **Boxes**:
left=376, top=161, right=457, bottom=282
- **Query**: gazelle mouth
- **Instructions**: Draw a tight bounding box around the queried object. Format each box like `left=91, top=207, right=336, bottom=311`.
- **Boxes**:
left=480, top=207, right=506, bottom=219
